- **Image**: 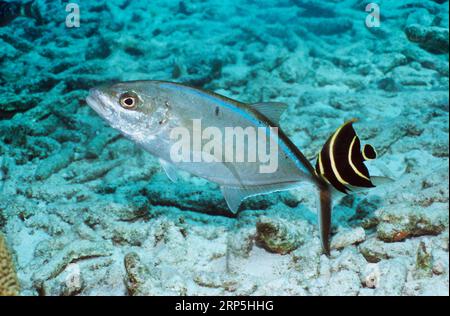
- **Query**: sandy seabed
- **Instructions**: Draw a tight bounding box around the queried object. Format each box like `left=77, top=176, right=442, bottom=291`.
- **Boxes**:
left=0, top=0, right=448, bottom=296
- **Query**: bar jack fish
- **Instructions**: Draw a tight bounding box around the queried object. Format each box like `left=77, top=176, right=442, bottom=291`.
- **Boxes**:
left=0, top=0, right=41, bottom=27
left=86, top=81, right=390, bottom=254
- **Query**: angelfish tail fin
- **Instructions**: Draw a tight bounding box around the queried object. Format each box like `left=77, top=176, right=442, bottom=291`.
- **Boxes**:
left=318, top=183, right=332, bottom=256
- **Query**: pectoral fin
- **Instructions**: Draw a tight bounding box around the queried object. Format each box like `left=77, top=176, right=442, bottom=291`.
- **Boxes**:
left=345, top=176, right=394, bottom=193
left=159, top=159, right=179, bottom=182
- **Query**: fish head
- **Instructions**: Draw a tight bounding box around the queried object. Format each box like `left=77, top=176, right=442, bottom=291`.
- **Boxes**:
left=86, top=81, right=170, bottom=142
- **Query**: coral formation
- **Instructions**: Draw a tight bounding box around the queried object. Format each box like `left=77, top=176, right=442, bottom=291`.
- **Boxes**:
left=255, top=216, right=308, bottom=254
left=0, top=232, right=20, bottom=296
left=405, top=24, right=449, bottom=54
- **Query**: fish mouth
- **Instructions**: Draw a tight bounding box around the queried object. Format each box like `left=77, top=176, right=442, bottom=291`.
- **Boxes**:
left=86, top=88, right=103, bottom=111
left=86, top=88, right=113, bottom=119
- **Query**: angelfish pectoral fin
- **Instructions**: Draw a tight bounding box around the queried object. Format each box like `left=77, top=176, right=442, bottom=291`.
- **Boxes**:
left=345, top=176, right=395, bottom=193
left=370, top=176, right=394, bottom=186
left=159, top=159, right=179, bottom=183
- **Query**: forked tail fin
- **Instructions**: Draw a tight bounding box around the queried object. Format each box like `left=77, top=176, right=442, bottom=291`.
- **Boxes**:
left=318, top=182, right=332, bottom=255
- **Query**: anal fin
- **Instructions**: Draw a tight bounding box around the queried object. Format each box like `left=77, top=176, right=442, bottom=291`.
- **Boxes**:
left=221, top=181, right=302, bottom=213
left=221, top=186, right=247, bottom=214
left=159, top=159, right=179, bottom=182
left=371, top=176, right=394, bottom=186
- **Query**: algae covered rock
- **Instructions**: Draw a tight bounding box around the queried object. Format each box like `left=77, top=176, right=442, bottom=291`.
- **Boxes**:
left=405, top=24, right=449, bottom=54
left=375, top=204, right=448, bottom=242
left=32, top=240, right=114, bottom=287
left=358, top=237, right=416, bottom=263
left=331, top=227, right=366, bottom=250
left=124, top=252, right=152, bottom=296
left=255, top=216, right=309, bottom=254
left=35, top=145, right=75, bottom=180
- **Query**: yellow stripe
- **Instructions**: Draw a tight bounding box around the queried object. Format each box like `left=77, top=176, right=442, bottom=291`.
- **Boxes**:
left=318, top=152, right=325, bottom=176
left=348, top=137, right=370, bottom=181
left=317, top=152, right=330, bottom=184
left=329, top=122, right=350, bottom=185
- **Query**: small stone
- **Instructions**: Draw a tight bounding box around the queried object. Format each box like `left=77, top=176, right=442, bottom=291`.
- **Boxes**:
left=361, top=263, right=380, bottom=289
left=376, top=204, right=448, bottom=242
left=255, top=216, right=309, bottom=254
left=432, top=260, right=445, bottom=275
left=358, top=238, right=416, bottom=263
left=377, top=77, right=399, bottom=92
left=331, top=227, right=366, bottom=250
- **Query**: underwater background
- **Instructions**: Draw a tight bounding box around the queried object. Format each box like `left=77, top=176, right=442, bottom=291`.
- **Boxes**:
left=0, top=0, right=448, bottom=296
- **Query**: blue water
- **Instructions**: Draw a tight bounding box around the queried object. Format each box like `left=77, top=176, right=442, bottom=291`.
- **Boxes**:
left=0, top=0, right=448, bottom=296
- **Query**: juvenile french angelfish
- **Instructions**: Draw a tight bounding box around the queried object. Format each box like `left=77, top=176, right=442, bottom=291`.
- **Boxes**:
left=315, top=119, right=380, bottom=195
left=86, top=81, right=384, bottom=255
left=0, top=0, right=42, bottom=27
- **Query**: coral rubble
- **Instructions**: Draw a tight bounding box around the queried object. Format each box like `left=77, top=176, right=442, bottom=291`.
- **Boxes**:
left=0, top=0, right=448, bottom=296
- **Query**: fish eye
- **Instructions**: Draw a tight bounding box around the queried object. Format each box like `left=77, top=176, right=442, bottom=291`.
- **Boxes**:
left=119, top=92, right=140, bottom=109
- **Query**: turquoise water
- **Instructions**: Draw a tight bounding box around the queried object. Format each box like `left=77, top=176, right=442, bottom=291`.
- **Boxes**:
left=0, top=0, right=448, bottom=296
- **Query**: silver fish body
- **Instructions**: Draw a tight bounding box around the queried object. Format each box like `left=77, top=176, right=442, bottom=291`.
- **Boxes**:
left=86, top=80, right=332, bottom=254
left=87, top=81, right=317, bottom=185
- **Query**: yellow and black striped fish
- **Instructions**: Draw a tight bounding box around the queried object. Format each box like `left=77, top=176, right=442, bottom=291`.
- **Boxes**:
left=315, top=119, right=378, bottom=194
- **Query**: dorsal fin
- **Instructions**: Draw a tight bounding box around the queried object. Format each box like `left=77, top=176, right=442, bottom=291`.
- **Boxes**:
left=249, top=102, right=288, bottom=125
